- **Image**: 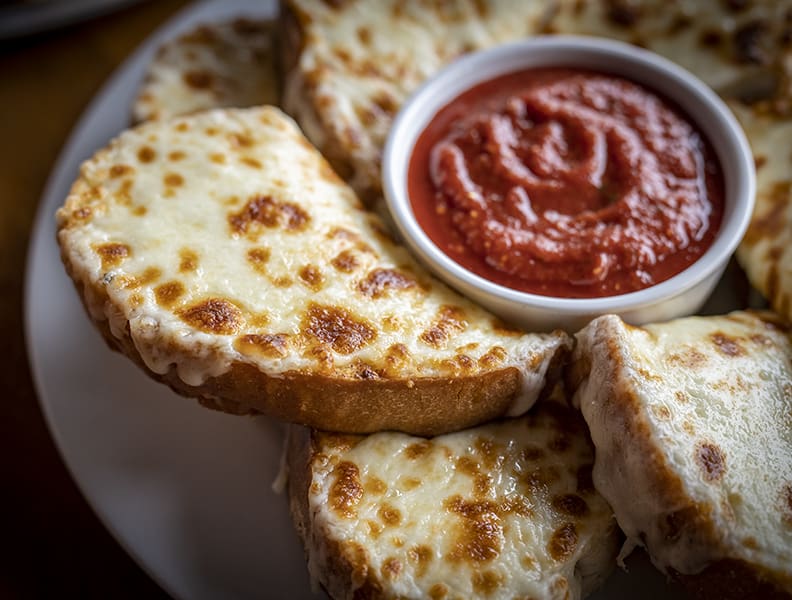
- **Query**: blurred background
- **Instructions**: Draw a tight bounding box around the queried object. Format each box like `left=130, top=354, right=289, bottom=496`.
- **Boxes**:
left=0, top=1, right=190, bottom=596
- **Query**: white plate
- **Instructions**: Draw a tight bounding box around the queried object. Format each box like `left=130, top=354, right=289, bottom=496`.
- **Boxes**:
left=25, top=1, right=739, bottom=597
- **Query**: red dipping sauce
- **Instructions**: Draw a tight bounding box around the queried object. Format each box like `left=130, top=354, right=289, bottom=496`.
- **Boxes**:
left=408, top=68, right=724, bottom=298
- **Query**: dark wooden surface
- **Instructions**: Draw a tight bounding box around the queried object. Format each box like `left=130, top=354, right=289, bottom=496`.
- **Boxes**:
left=0, top=1, right=190, bottom=597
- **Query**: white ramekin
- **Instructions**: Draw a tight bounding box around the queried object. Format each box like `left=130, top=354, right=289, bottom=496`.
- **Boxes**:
left=383, top=36, right=755, bottom=332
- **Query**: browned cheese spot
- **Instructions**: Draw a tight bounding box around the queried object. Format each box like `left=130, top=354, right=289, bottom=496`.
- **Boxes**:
left=548, top=522, right=578, bottom=561
left=272, top=276, right=293, bottom=288
left=109, top=164, right=132, bottom=178
left=367, top=519, right=383, bottom=539
left=653, top=405, right=672, bottom=420
left=137, top=146, right=156, bottom=163
left=780, top=482, right=792, bottom=525
left=168, top=151, right=185, bottom=162
left=175, top=122, right=189, bottom=133
left=552, top=494, right=590, bottom=517
left=444, top=495, right=503, bottom=564
left=404, top=545, right=431, bottom=578
left=607, top=0, right=641, bottom=26
left=358, top=268, right=417, bottom=298
left=246, top=247, right=271, bottom=275
left=234, top=333, right=288, bottom=359
left=164, top=172, right=184, bottom=187
left=710, top=332, right=745, bottom=357
left=357, top=26, right=371, bottom=44
left=178, top=298, right=243, bottom=334
left=380, top=557, right=402, bottom=581
left=472, top=570, right=503, bottom=596
left=755, top=155, right=767, bottom=170
left=154, top=281, right=185, bottom=307
left=179, top=248, right=198, bottom=273
left=378, top=504, right=402, bottom=527
left=303, top=303, right=376, bottom=354
left=330, top=461, right=363, bottom=519
left=229, top=132, right=254, bottom=148
left=183, top=69, right=213, bottom=89
left=210, top=152, right=226, bottom=164
left=95, top=242, right=130, bottom=269
left=675, top=390, right=689, bottom=403
left=229, top=195, right=310, bottom=236
left=298, top=265, right=324, bottom=291
left=696, top=442, right=727, bottom=482
left=478, top=345, right=507, bottom=368
left=132, top=205, right=147, bottom=217
left=331, top=249, right=360, bottom=273
left=420, top=305, right=468, bottom=349
left=743, top=536, right=759, bottom=549
left=668, top=347, right=708, bottom=368
left=400, top=476, right=421, bottom=491
left=365, top=476, right=387, bottom=495
left=241, top=157, right=262, bottom=169
left=429, top=583, right=448, bottom=600
left=404, top=440, right=431, bottom=459
left=743, top=181, right=791, bottom=246
left=384, top=343, right=411, bottom=374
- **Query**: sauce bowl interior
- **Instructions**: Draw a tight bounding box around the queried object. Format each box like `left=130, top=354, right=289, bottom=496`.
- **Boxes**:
left=383, top=36, right=755, bottom=331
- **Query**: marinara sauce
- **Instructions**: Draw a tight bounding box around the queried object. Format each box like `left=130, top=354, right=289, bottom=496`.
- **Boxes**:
left=408, top=68, right=724, bottom=298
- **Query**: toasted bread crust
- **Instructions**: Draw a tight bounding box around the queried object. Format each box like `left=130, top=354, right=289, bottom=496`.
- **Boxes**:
left=67, top=258, right=565, bottom=435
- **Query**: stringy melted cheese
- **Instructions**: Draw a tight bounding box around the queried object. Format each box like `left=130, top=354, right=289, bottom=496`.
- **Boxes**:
left=57, top=107, right=567, bottom=409
left=304, top=397, right=618, bottom=600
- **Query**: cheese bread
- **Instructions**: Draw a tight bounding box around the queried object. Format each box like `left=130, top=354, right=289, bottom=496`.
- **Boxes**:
left=571, top=311, right=792, bottom=599
left=281, top=0, right=554, bottom=202
left=288, top=389, right=620, bottom=600
left=132, top=19, right=279, bottom=123
left=56, top=106, right=569, bottom=435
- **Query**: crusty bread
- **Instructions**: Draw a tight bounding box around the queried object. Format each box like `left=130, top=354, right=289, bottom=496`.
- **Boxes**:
left=281, top=0, right=553, bottom=202
left=288, top=387, right=620, bottom=600
left=132, top=19, right=280, bottom=123
left=570, top=311, right=792, bottom=599
left=56, top=106, right=569, bottom=435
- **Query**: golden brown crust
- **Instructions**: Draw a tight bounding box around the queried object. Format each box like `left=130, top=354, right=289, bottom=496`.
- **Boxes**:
left=70, top=262, right=562, bottom=436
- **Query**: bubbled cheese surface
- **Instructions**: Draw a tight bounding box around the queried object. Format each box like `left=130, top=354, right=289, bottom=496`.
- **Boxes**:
left=302, top=395, right=618, bottom=600
left=57, top=107, right=567, bottom=410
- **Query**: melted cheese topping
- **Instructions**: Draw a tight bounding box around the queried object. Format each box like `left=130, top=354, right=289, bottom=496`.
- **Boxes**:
left=551, top=0, right=792, bottom=99
left=574, top=312, right=792, bottom=589
left=133, top=19, right=280, bottom=123
left=732, top=103, right=792, bottom=322
left=283, top=0, right=554, bottom=199
left=304, top=396, right=618, bottom=600
left=57, top=107, right=568, bottom=409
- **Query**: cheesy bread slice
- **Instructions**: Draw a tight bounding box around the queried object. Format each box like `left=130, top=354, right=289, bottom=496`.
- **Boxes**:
left=550, top=0, right=792, bottom=100
left=281, top=0, right=553, bottom=202
left=731, top=101, right=792, bottom=322
left=288, top=390, right=620, bottom=600
left=132, top=19, right=279, bottom=124
left=56, top=106, right=569, bottom=435
left=571, top=312, right=792, bottom=599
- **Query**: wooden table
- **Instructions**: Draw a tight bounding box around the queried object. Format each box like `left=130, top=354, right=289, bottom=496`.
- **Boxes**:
left=0, top=2, right=191, bottom=596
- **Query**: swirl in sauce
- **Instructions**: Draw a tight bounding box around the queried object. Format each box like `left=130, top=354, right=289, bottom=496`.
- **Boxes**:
left=408, top=68, right=724, bottom=298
